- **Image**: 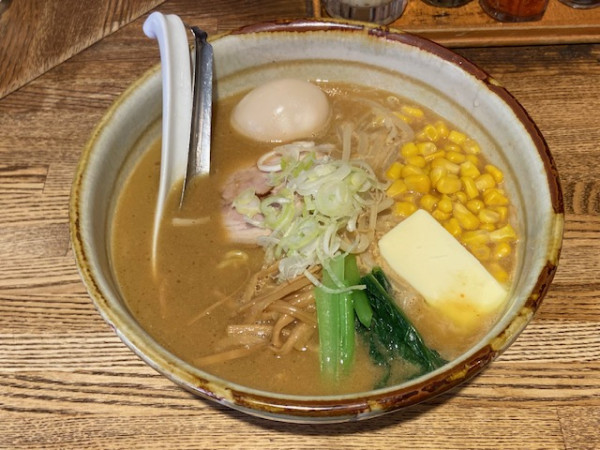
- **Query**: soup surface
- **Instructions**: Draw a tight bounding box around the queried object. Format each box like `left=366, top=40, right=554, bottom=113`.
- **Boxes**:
left=111, top=82, right=517, bottom=395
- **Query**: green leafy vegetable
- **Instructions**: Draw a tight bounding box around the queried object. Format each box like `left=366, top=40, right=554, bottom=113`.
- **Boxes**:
left=314, top=255, right=355, bottom=381
left=358, top=267, right=446, bottom=388
left=315, top=259, right=442, bottom=388
left=314, top=254, right=375, bottom=381
left=344, top=255, right=373, bottom=328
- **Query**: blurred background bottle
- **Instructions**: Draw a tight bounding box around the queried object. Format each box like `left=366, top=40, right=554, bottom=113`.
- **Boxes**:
left=323, top=0, right=408, bottom=25
left=421, top=0, right=473, bottom=8
left=480, top=0, right=549, bottom=21
left=558, top=0, right=599, bottom=8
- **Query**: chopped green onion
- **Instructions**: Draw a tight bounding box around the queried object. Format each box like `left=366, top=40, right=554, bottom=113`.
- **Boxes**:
left=231, top=188, right=260, bottom=218
left=232, top=141, right=388, bottom=283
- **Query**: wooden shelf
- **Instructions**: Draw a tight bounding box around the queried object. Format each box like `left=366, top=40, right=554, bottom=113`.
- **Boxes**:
left=314, top=0, right=600, bottom=47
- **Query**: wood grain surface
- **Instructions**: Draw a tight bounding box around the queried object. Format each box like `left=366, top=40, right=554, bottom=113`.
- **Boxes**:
left=0, top=0, right=165, bottom=99
left=0, top=0, right=599, bottom=448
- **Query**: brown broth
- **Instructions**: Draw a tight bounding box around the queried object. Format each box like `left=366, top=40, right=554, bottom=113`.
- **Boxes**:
left=111, top=83, right=514, bottom=395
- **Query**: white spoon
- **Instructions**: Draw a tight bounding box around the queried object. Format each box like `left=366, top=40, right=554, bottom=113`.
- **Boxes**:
left=143, top=12, right=213, bottom=274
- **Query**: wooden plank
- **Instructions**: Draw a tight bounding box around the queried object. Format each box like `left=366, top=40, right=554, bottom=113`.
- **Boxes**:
left=0, top=401, right=571, bottom=449
left=0, top=0, right=165, bottom=99
left=558, top=407, right=600, bottom=450
left=0, top=405, right=571, bottom=449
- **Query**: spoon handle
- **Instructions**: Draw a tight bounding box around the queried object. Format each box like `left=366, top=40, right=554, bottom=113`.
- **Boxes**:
left=143, top=12, right=193, bottom=272
left=186, top=27, right=213, bottom=184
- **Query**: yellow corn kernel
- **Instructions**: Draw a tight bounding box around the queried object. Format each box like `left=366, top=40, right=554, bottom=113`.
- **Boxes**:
left=445, top=151, right=466, bottom=164
left=462, top=139, right=481, bottom=155
left=453, top=202, right=480, bottom=230
left=466, top=154, right=479, bottom=165
left=479, top=208, right=501, bottom=224
left=461, top=176, right=479, bottom=200
left=490, top=224, right=517, bottom=243
left=386, top=179, right=408, bottom=198
left=415, top=130, right=427, bottom=142
left=402, top=164, right=424, bottom=177
left=393, top=201, right=418, bottom=217
left=475, top=173, right=496, bottom=191
left=483, top=188, right=509, bottom=206
left=493, top=242, right=512, bottom=260
left=423, top=150, right=446, bottom=162
left=429, top=166, right=447, bottom=186
left=466, top=198, right=485, bottom=214
left=434, top=120, right=449, bottom=139
left=421, top=124, right=439, bottom=142
left=401, top=105, right=424, bottom=119
left=485, top=164, right=504, bottom=183
left=448, top=130, right=467, bottom=146
left=404, top=174, right=431, bottom=194
left=420, top=194, right=439, bottom=212
left=480, top=223, right=496, bottom=232
left=436, top=174, right=462, bottom=194
left=400, top=142, right=419, bottom=159
left=462, top=230, right=490, bottom=246
left=488, top=262, right=509, bottom=283
left=407, top=155, right=427, bottom=168
left=416, top=141, right=438, bottom=156
left=444, top=217, right=462, bottom=238
left=494, top=206, right=508, bottom=222
left=431, top=157, right=460, bottom=174
left=393, top=112, right=411, bottom=124
left=454, top=191, right=468, bottom=204
left=432, top=208, right=451, bottom=222
left=437, top=195, right=453, bottom=213
left=470, top=245, right=491, bottom=262
left=443, top=143, right=463, bottom=153
left=460, top=161, right=481, bottom=178
left=385, top=161, right=404, bottom=180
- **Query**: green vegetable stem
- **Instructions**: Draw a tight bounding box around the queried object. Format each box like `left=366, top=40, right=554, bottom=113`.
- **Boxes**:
left=314, top=254, right=373, bottom=381
left=314, top=255, right=355, bottom=381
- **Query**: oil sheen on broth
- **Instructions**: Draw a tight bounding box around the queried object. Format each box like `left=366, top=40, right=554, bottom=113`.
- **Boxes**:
left=111, top=82, right=516, bottom=396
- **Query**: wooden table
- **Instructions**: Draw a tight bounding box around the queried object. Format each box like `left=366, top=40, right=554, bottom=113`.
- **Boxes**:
left=1, top=0, right=599, bottom=448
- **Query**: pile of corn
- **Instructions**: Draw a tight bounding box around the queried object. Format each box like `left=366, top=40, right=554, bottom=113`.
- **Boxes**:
left=384, top=108, right=517, bottom=282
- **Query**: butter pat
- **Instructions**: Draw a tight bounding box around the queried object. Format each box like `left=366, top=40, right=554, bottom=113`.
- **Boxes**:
left=378, top=209, right=507, bottom=327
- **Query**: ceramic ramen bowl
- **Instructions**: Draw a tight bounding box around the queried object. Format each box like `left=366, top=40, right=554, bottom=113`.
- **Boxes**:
left=70, top=19, right=564, bottom=423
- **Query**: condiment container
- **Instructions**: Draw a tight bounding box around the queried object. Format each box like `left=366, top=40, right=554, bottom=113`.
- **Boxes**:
left=558, top=0, right=599, bottom=8
left=421, top=0, right=473, bottom=8
left=323, top=0, right=408, bottom=24
left=480, top=0, right=549, bottom=22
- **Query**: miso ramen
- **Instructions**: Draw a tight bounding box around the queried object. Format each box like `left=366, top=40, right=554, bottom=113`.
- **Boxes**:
left=111, top=81, right=518, bottom=396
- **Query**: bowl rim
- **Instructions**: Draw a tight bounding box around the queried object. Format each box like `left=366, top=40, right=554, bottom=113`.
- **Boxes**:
left=70, top=18, right=564, bottom=423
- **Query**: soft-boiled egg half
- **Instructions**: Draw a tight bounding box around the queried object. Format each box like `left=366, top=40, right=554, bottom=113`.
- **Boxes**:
left=230, top=78, right=331, bottom=143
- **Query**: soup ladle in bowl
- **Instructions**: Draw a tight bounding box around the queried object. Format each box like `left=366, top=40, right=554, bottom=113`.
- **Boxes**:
left=143, top=12, right=213, bottom=273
